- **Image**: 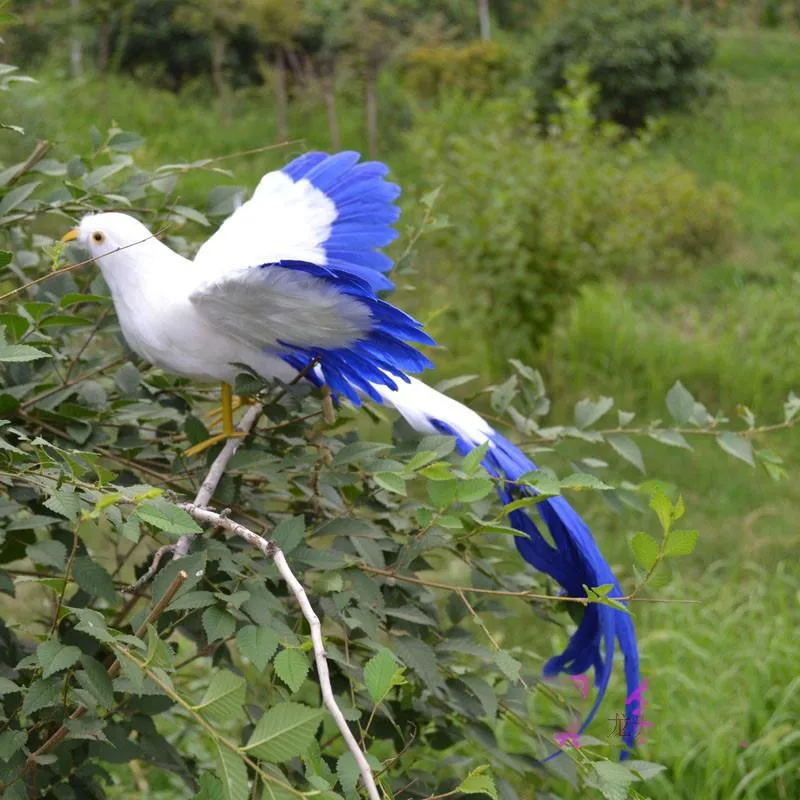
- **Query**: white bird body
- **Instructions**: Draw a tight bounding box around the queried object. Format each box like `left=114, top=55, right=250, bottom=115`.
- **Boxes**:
left=66, top=151, right=638, bottom=748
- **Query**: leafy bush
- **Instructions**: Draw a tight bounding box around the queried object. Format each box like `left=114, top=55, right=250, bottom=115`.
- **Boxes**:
left=404, top=73, right=736, bottom=376
left=534, top=0, right=716, bottom=130
left=403, top=40, right=519, bottom=99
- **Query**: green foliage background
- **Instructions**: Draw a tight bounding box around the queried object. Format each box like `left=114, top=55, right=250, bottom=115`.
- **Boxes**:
left=2, top=2, right=800, bottom=799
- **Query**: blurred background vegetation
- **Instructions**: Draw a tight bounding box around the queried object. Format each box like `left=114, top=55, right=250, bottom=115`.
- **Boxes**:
left=2, top=0, right=800, bottom=798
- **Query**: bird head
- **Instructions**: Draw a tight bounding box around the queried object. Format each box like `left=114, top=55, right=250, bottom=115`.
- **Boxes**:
left=61, top=212, right=161, bottom=265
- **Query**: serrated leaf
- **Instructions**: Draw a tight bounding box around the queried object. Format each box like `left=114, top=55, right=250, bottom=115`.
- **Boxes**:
left=197, top=773, right=225, bottom=800
left=0, top=341, right=50, bottom=362
left=373, top=472, right=406, bottom=495
left=43, top=490, right=82, bottom=521
left=630, top=532, right=660, bottom=571
left=574, top=396, right=613, bottom=429
left=591, top=761, right=634, bottom=800
left=427, top=478, right=458, bottom=507
left=363, top=647, right=404, bottom=703
left=393, top=637, right=444, bottom=691
left=213, top=738, right=249, bottom=800
left=455, top=478, right=495, bottom=503
left=648, top=429, right=691, bottom=449
left=607, top=435, right=645, bottom=473
left=202, top=606, right=236, bottom=643
left=458, top=766, right=498, bottom=799
left=494, top=651, right=521, bottom=683
left=271, top=516, right=304, bottom=555
left=0, top=677, right=20, bottom=697
left=77, top=655, right=115, bottom=708
left=274, top=649, right=310, bottom=693
left=649, top=490, right=672, bottom=533
left=716, top=432, right=755, bottom=466
left=22, top=676, right=61, bottom=715
left=560, top=473, right=613, bottom=491
left=664, top=529, right=698, bottom=557
left=666, top=381, right=695, bottom=425
left=37, top=639, right=81, bottom=678
left=337, top=752, right=360, bottom=795
left=236, top=625, right=280, bottom=671
left=243, top=702, right=323, bottom=762
left=462, top=441, right=490, bottom=474
left=69, top=607, right=114, bottom=643
left=0, top=730, right=26, bottom=761
left=193, top=670, right=246, bottom=723
left=136, top=502, right=202, bottom=535
left=26, top=539, right=67, bottom=569
left=72, top=556, right=117, bottom=603
left=168, top=589, right=217, bottom=611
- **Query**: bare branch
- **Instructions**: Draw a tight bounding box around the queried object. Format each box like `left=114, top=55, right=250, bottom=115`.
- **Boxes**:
left=180, top=503, right=382, bottom=800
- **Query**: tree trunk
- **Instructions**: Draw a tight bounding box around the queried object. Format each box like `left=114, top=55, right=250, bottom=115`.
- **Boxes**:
left=365, top=66, right=378, bottom=160
left=478, top=0, right=491, bottom=41
left=70, top=0, right=82, bottom=77
left=97, top=18, right=110, bottom=75
left=211, top=30, right=231, bottom=127
left=323, top=68, right=341, bottom=151
left=273, top=49, right=289, bottom=142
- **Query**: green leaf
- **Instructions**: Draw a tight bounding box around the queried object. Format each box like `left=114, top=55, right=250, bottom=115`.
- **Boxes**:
left=630, top=532, right=660, bottom=571
left=0, top=341, right=50, bottom=362
left=716, top=432, right=755, bottom=467
left=0, top=677, right=20, bottom=697
left=271, top=516, right=304, bottom=555
left=560, top=472, right=613, bottom=491
left=649, top=490, right=672, bottom=533
left=37, top=638, right=81, bottom=678
left=242, top=702, right=323, bottom=762
left=664, top=529, right=699, bottom=557
left=212, top=738, right=249, bottom=800
left=648, top=429, right=691, bottom=449
left=337, top=752, right=360, bottom=796
left=72, top=556, right=117, bottom=603
left=236, top=625, right=280, bottom=671
left=427, top=478, right=458, bottom=507
left=77, top=655, right=115, bottom=708
left=0, top=181, right=39, bottom=215
left=590, top=761, right=634, bottom=800
left=273, top=649, right=310, bottom=693
left=373, top=472, right=406, bottom=495
left=457, top=766, right=498, bottom=799
left=363, top=647, right=404, bottom=703
left=607, top=434, right=645, bottom=473
left=0, top=730, right=26, bottom=762
left=574, top=396, right=613, bottom=429
left=197, top=774, right=225, bottom=800
left=193, top=670, right=246, bottom=723
left=69, top=607, right=114, bottom=643
left=43, top=490, right=82, bottom=522
left=666, top=381, right=695, bottom=425
left=168, top=590, right=217, bottom=611
left=202, top=606, right=236, bottom=643
left=22, top=675, right=61, bottom=715
left=0, top=250, right=12, bottom=268
left=26, top=539, right=67, bottom=569
left=455, top=478, right=495, bottom=503
left=136, top=502, right=203, bottom=535
left=393, top=637, right=444, bottom=692
left=462, top=441, right=490, bottom=474
left=494, top=652, right=521, bottom=683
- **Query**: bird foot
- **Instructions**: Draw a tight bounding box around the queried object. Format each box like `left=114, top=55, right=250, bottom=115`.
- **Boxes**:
left=204, top=395, right=256, bottom=427
left=185, top=431, right=246, bottom=457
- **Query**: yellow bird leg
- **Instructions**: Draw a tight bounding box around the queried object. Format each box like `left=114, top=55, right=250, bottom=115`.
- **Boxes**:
left=185, top=382, right=246, bottom=457
left=204, top=392, right=256, bottom=427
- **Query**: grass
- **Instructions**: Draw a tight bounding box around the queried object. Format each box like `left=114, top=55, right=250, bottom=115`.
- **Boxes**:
left=4, top=26, right=800, bottom=799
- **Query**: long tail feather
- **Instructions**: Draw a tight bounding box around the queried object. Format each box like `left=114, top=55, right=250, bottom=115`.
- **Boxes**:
left=371, top=375, right=640, bottom=758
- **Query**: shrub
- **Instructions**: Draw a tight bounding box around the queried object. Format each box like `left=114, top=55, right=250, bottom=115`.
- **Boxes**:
left=404, top=72, right=736, bottom=377
left=403, top=40, right=519, bottom=99
left=534, top=0, right=716, bottom=130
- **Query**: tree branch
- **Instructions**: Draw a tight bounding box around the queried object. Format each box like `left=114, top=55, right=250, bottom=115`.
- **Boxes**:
left=180, top=503, right=381, bottom=800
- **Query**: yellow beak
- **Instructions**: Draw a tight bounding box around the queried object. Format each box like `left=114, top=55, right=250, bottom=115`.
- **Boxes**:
left=61, top=228, right=79, bottom=243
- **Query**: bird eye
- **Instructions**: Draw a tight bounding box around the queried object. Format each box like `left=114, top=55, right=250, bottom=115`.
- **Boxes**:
left=92, top=231, right=105, bottom=244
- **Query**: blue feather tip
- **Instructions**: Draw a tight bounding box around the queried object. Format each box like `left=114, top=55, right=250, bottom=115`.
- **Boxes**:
left=432, top=421, right=641, bottom=760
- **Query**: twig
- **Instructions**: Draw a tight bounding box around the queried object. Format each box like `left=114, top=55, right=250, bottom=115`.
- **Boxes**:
left=8, top=140, right=51, bottom=186
left=180, top=504, right=381, bottom=800
left=24, top=570, right=188, bottom=771
left=360, top=565, right=700, bottom=605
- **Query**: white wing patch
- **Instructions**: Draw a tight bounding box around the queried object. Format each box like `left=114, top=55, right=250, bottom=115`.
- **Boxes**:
left=189, top=266, right=371, bottom=351
left=193, top=171, right=337, bottom=278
